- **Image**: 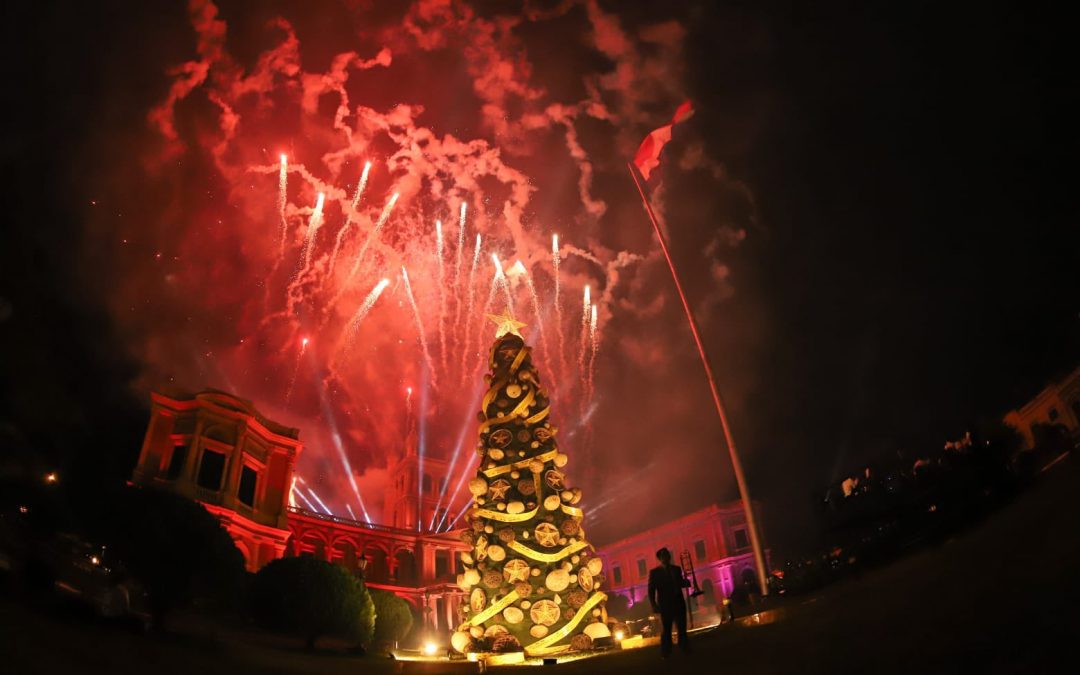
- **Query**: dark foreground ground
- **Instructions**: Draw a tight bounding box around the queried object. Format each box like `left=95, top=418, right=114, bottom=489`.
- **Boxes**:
left=3, top=456, right=1077, bottom=674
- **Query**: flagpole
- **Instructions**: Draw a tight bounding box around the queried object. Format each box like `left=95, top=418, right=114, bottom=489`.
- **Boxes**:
left=628, top=162, right=770, bottom=597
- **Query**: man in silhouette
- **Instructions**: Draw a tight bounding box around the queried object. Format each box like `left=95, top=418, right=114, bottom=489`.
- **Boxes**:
left=648, top=547, right=691, bottom=657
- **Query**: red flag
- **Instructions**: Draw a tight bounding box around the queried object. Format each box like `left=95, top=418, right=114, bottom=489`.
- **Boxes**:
left=632, top=100, right=694, bottom=180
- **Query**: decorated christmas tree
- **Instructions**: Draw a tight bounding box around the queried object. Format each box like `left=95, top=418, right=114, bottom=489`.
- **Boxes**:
left=451, top=310, right=610, bottom=657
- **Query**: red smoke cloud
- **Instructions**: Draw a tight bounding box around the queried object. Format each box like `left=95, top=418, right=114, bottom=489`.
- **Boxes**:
left=94, top=0, right=759, bottom=538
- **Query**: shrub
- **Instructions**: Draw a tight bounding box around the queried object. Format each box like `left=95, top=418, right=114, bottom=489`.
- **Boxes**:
left=250, top=557, right=374, bottom=650
left=81, top=486, right=246, bottom=629
left=370, top=587, right=414, bottom=647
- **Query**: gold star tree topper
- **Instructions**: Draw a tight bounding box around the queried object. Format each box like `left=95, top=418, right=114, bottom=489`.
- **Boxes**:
left=487, top=308, right=527, bottom=338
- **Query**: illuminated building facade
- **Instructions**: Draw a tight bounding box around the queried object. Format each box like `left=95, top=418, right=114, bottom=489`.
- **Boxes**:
left=131, top=390, right=466, bottom=630
left=1003, top=365, right=1080, bottom=449
left=596, top=502, right=764, bottom=609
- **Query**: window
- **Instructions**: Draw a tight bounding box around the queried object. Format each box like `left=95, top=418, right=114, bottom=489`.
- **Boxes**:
left=435, top=550, right=450, bottom=579
left=196, top=449, right=226, bottom=490
left=694, top=539, right=707, bottom=561
left=166, top=444, right=188, bottom=480
left=238, top=465, right=258, bottom=507
left=733, top=528, right=750, bottom=551
left=1048, top=407, right=1059, bottom=422
left=423, top=473, right=433, bottom=493
left=637, top=559, right=647, bottom=577
left=612, top=565, right=622, bottom=585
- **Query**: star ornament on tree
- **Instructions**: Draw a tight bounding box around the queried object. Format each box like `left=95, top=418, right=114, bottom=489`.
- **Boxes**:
left=487, top=308, right=527, bottom=338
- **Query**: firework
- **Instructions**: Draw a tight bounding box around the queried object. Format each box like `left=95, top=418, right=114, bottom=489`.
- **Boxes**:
left=300, top=192, right=326, bottom=271
left=459, top=233, right=483, bottom=381
left=328, top=162, right=374, bottom=274
left=402, top=267, right=438, bottom=389
left=492, top=254, right=515, bottom=316
left=277, top=154, right=288, bottom=257
left=342, top=278, right=390, bottom=349
left=435, top=219, right=447, bottom=370
left=284, top=337, right=309, bottom=405
left=339, top=192, right=400, bottom=298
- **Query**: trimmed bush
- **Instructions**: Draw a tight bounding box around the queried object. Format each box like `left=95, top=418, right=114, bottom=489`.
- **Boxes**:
left=250, top=557, right=374, bottom=650
left=81, top=486, right=246, bottom=629
left=370, top=587, right=414, bottom=647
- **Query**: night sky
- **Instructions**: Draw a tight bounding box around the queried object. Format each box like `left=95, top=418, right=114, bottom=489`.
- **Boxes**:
left=1, top=0, right=1075, bottom=554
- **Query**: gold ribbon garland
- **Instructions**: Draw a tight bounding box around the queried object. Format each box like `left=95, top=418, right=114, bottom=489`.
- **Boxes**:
left=476, top=386, right=536, bottom=435
left=468, top=590, right=520, bottom=626
left=525, top=591, right=608, bottom=655
left=506, top=538, right=588, bottom=564
left=481, top=449, right=557, bottom=478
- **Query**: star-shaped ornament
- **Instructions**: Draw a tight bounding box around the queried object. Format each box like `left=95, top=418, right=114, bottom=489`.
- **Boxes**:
left=488, top=479, right=511, bottom=500
left=487, top=308, right=527, bottom=338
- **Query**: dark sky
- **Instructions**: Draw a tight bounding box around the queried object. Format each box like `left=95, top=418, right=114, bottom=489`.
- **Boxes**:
left=0, top=0, right=1076, bottom=554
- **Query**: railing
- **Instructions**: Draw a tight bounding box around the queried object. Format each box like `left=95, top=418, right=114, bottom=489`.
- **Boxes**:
left=286, top=506, right=407, bottom=533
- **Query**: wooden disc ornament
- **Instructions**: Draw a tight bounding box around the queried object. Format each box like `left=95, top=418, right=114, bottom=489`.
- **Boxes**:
left=514, top=581, right=533, bottom=597
left=487, top=544, right=506, bottom=562
left=503, top=559, right=530, bottom=583
left=577, top=567, right=594, bottom=591
left=545, top=568, right=570, bottom=592
left=543, top=495, right=561, bottom=511
left=469, top=477, right=488, bottom=496
left=470, top=588, right=487, bottom=612
left=489, top=428, right=512, bottom=448
left=498, top=527, right=516, bottom=543
left=570, top=634, right=594, bottom=651
left=560, top=518, right=580, bottom=536
left=586, top=557, right=603, bottom=576
left=505, top=383, right=523, bottom=398
left=529, top=599, right=560, bottom=627
left=529, top=625, right=549, bottom=639
left=517, top=478, right=536, bottom=495
left=451, top=631, right=471, bottom=653
left=503, top=606, right=524, bottom=624
left=544, top=470, right=565, bottom=490
left=534, top=523, right=560, bottom=547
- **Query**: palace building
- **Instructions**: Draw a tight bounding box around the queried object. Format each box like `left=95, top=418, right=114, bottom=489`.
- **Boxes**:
left=131, top=389, right=767, bottom=634
left=595, top=502, right=764, bottom=610
left=130, top=390, right=468, bottom=632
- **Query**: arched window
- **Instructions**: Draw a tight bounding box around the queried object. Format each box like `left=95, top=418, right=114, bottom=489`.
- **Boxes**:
left=395, top=549, right=418, bottom=585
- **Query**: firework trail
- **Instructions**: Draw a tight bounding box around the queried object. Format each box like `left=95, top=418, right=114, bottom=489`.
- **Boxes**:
left=435, top=219, right=448, bottom=371
left=284, top=337, right=309, bottom=405
left=288, top=475, right=298, bottom=508
left=335, top=192, right=399, bottom=304
left=553, top=234, right=569, bottom=387
left=402, top=267, right=438, bottom=390
left=577, top=284, right=590, bottom=381
left=492, top=254, right=515, bottom=317
left=345, top=503, right=357, bottom=521
left=342, top=278, right=390, bottom=350
left=523, top=264, right=551, bottom=370
left=451, top=201, right=467, bottom=341
left=328, top=161, right=372, bottom=274
left=299, top=192, right=326, bottom=271
left=587, top=303, right=599, bottom=401
left=459, top=233, right=483, bottom=381
left=277, top=154, right=288, bottom=258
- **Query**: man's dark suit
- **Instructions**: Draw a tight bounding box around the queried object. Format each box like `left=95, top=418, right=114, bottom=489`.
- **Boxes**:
left=648, top=563, right=690, bottom=656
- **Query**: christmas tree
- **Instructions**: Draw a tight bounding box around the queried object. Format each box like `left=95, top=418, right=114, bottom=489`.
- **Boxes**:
left=451, top=310, right=610, bottom=657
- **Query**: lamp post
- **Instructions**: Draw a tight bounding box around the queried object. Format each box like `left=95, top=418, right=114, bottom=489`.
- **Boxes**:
left=358, top=554, right=369, bottom=580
